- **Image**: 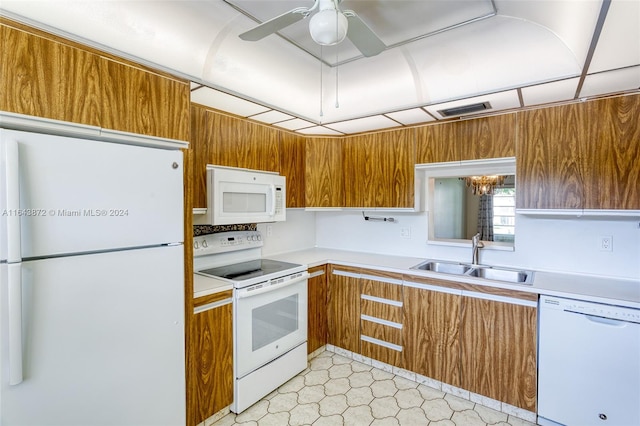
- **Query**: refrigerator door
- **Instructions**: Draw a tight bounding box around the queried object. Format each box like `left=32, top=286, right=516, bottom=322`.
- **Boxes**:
left=0, top=129, right=183, bottom=259
left=0, top=245, right=185, bottom=426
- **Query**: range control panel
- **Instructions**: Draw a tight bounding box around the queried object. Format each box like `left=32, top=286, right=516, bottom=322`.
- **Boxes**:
left=193, top=230, right=263, bottom=257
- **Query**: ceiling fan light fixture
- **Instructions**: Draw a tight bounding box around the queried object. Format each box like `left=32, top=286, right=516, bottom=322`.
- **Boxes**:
left=309, top=8, right=348, bottom=45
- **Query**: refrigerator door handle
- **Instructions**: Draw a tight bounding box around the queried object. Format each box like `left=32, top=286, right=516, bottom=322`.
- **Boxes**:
left=5, top=139, right=22, bottom=263
left=8, top=263, right=24, bottom=385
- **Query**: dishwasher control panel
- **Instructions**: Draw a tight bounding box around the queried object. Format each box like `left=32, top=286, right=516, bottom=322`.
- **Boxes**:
left=541, top=295, right=640, bottom=323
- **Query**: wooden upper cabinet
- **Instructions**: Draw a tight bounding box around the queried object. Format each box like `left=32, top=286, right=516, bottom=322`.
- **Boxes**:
left=582, top=95, right=640, bottom=210
left=101, top=58, right=189, bottom=141
left=1, top=23, right=101, bottom=127
left=190, top=105, right=282, bottom=208
left=343, top=129, right=415, bottom=208
left=208, top=113, right=280, bottom=172
left=1, top=20, right=190, bottom=141
left=516, top=104, right=585, bottom=210
left=459, top=114, right=515, bottom=160
left=279, top=132, right=306, bottom=208
left=416, top=121, right=459, bottom=164
left=305, top=138, right=344, bottom=207
left=416, top=114, right=515, bottom=164
left=517, top=94, right=640, bottom=210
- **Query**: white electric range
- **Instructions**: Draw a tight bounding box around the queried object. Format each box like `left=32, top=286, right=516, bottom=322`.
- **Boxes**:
left=193, top=231, right=308, bottom=413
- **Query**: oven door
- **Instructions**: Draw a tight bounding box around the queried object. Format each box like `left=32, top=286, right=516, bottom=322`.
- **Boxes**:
left=234, top=274, right=308, bottom=378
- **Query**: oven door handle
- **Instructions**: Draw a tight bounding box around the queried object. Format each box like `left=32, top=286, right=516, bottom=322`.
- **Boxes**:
left=236, top=272, right=309, bottom=299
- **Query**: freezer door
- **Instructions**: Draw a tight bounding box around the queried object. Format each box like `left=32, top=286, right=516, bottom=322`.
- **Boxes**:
left=0, top=245, right=185, bottom=426
left=1, top=129, right=183, bottom=259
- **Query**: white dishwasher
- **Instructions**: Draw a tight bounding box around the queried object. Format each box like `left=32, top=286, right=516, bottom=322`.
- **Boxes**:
left=538, top=295, right=640, bottom=426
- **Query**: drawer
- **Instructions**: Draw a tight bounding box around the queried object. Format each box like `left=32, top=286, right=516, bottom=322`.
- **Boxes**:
left=361, top=318, right=402, bottom=346
left=361, top=298, right=402, bottom=323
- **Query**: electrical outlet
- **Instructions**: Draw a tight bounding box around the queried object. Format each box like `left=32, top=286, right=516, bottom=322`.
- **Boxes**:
left=600, top=236, right=612, bottom=252
left=400, top=227, right=411, bottom=239
left=266, top=225, right=273, bottom=237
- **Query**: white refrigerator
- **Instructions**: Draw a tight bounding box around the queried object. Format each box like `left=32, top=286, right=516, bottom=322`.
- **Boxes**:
left=0, top=128, right=186, bottom=425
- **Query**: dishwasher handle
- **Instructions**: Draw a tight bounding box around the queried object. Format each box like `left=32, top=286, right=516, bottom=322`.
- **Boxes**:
left=585, top=314, right=629, bottom=328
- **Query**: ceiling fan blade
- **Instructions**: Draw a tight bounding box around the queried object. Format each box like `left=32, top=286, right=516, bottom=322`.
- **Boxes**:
left=239, top=8, right=309, bottom=41
left=343, top=11, right=386, bottom=57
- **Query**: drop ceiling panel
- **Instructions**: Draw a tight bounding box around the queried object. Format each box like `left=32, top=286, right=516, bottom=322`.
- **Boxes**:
left=412, top=16, right=582, bottom=105
left=588, top=0, right=640, bottom=73
left=325, top=115, right=401, bottom=134
left=296, top=126, right=343, bottom=136
left=425, top=90, right=520, bottom=119
left=386, top=108, right=436, bottom=125
left=521, top=78, right=580, bottom=106
left=250, top=110, right=295, bottom=124
left=274, top=118, right=318, bottom=131
left=580, top=67, right=640, bottom=98
left=191, top=87, right=270, bottom=117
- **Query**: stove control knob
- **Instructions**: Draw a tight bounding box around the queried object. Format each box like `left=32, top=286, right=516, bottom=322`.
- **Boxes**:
left=257, top=234, right=262, bottom=241
left=194, top=241, right=199, bottom=249
left=202, top=240, right=208, bottom=248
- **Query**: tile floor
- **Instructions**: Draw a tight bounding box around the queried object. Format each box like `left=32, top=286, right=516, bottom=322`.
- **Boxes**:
left=212, top=350, right=537, bottom=426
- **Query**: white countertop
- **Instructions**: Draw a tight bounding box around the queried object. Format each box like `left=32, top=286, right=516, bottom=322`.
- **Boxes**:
left=266, top=248, right=640, bottom=309
left=193, top=273, right=233, bottom=299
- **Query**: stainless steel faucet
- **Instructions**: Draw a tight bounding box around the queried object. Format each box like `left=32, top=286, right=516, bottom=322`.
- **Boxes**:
left=471, top=233, right=484, bottom=265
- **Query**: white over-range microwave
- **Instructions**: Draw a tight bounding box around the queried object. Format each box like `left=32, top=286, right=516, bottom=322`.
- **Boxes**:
left=203, top=165, right=286, bottom=225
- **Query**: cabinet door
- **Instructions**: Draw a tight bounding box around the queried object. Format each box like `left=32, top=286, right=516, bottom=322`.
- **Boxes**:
left=1, top=23, right=101, bottom=127
left=360, top=270, right=404, bottom=367
left=460, top=295, right=537, bottom=412
left=459, top=114, right=516, bottom=161
left=101, top=58, right=190, bottom=141
left=416, top=121, right=459, bottom=164
left=343, top=129, right=415, bottom=208
left=188, top=294, right=233, bottom=425
left=582, top=95, right=640, bottom=210
left=327, top=265, right=360, bottom=353
left=280, top=132, right=306, bottom=208
left=305, top=138, right=344, bottom=207
left=307, top=265, right=328, bottom=354
left=402, top=281, right=461, bottom=387
left=516, top=104, right=585, bottom=209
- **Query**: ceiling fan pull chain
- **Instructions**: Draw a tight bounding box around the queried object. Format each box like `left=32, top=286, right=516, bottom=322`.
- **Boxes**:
left=319, top=45, right=324, bottom=118
left=335, top=10, right=340, bottom=109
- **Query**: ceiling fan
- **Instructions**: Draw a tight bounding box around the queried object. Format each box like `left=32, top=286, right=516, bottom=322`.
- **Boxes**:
left=238, top=0, right=386, bottom=57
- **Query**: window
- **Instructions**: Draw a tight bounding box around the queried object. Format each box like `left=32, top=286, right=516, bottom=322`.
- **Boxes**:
left=492, top=188, right=515, bottom=242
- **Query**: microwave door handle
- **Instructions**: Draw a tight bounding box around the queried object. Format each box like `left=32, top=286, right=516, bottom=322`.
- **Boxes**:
left=269, top=184, right=276, bottom=216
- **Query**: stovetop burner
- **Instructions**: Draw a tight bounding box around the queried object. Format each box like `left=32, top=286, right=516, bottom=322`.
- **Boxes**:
left=197, top=259, right=302, bottom=282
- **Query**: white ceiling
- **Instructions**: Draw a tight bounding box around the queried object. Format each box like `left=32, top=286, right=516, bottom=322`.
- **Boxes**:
left=2, top=0, right=639, bottom=135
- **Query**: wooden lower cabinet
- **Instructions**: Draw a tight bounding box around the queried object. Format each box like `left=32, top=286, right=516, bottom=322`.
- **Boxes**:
left=402, top=280, right=462, bottom=387
left=307, top=265, right=328, bottom=354
left=327, top=265, right=361, bottom=353
left=188, top=292, right=233, bottom=425
left=460, top=293, right=537, bottom=412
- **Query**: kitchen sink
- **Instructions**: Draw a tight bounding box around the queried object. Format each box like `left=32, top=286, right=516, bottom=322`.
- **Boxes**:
left=410, top=260, right=534, bottom=285
left=467, top=267, right=533, bottom=284
left=411, top=261, right=473, bottom=275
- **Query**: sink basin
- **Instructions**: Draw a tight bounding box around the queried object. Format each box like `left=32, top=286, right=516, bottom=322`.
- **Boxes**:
left=468, top=267, right=533, bottom=284
left=410, top=260, right=534, bottom=285
left=411, top=261, right=472, bottom=275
